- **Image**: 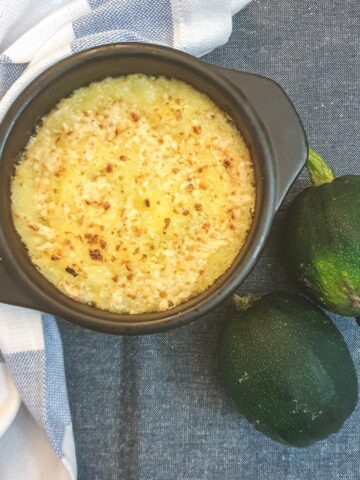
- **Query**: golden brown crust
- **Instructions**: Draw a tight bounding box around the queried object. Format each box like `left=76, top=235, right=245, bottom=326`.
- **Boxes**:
left=11, top=74, right=255, bottom=314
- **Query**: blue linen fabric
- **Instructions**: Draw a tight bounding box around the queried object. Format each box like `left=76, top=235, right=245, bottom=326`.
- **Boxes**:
left=58, top=1, right=360, bottom=479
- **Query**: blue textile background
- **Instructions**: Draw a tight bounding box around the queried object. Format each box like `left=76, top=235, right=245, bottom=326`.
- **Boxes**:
left=58, top=1, right=360, bottom=478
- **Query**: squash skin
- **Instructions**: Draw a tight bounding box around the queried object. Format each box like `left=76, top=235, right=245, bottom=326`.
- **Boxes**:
left=219, top=293, right=358, bottom=447
left=285, top=175, right=360, bottom=316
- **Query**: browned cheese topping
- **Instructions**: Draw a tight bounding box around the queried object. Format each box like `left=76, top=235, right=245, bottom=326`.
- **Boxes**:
left=11, top=74, right=255, bottom=313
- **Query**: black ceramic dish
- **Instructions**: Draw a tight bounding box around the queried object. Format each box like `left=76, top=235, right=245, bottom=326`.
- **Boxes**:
left=0, top=43, right=307, bottom=334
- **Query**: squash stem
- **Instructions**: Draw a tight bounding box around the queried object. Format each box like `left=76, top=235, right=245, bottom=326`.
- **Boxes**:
left=306, top=148, right=335, bottom=186
left=233, top=294, right=262, bottom=312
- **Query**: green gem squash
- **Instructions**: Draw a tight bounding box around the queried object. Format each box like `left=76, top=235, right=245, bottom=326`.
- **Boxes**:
left=285, top=148, right=360, bottom=318
left=219, top=293, right=358, bottom=447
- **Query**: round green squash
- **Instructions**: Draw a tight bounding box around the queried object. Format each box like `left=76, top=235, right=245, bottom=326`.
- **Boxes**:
left=285, top=149, right=360, bottom=317
left=219, top=293, right=358, bottom=447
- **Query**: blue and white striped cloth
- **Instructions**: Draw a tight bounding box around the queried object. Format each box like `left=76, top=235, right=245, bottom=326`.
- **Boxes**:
left=0, top=1, right=251, bottom=478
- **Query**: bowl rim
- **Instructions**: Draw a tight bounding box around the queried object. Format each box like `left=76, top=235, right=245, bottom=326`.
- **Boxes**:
left=0, top=43, right=276, bottom=334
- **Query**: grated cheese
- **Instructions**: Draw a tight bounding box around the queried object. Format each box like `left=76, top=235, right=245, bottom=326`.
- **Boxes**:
left=11, top=74, right=256, bottom=314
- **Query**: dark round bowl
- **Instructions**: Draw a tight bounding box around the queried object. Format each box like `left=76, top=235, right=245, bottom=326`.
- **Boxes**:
left=0, top=43, right=307, bottom=334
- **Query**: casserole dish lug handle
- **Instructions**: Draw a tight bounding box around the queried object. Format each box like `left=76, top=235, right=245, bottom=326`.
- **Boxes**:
left=0, top=255, right=41, bottom=310
left=212, top=66, right=308, bottom=211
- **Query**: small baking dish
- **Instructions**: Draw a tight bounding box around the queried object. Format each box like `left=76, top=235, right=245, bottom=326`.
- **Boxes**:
left=0, top=43, right=307, bottom=334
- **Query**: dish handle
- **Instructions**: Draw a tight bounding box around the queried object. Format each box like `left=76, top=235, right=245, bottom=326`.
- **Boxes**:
left=212, top=65, right=308, bottom=211
left=0, top=254, right=41, bottom=310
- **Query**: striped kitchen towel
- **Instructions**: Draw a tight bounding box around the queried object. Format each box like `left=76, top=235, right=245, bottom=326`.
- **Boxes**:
left=0, top=1, right=251, bottom=479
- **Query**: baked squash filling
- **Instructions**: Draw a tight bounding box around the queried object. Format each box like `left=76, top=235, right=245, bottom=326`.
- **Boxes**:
left=11, top=74, right=255, bottom=314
